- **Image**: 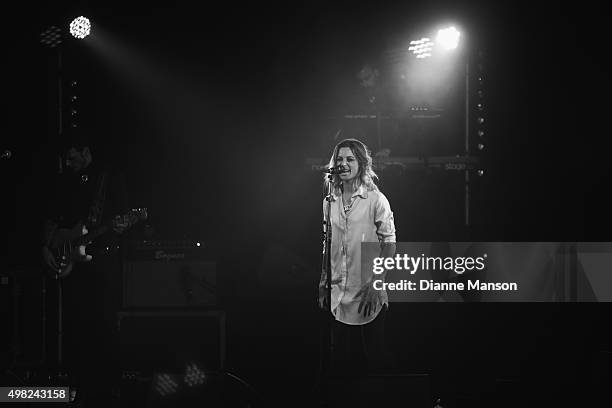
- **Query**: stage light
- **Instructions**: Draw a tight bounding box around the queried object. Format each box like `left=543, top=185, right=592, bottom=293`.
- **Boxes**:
left=477, top=117, right=485, bottom=125
left=69, top=16, right=91, bottom=39
left=436, top=26, right=460, bottom=50
left=154, top=373, right=179, bottom=396
left=478, top=143, right=485, bottom=151
left=69, top=389, right=77, bottom=402
left=476, top=103, right=484, bottom=111
left=408, top=37, right=434, bottom=59
left=196, top=242, right=201, bottom=247
left=477, top=169, right=485, bottom=176
left=477, top=130, right=485, bottom=138
left=40, top=26, right=63, bottom=48
left=183, top=362, right=206, bottom=387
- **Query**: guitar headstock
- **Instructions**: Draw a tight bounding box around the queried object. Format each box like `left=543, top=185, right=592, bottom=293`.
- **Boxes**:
left=112, top=208, right=148, bottom=230
left=130, top=207, right=148, bottom=221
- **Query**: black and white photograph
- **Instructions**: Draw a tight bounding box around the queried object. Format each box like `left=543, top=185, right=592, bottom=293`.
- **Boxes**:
left=1, top=1, right=611, bottom=407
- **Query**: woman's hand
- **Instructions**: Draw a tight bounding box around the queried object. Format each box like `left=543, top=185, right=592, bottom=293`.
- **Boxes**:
left=318, top=275, right=343, bottom=310
left=318, top=285, right=328, bottom=310
left=356, top=279, right=382, bottom=317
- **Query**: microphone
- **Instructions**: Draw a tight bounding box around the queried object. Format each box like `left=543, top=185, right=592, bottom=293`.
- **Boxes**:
left=323, top=165, right=348, bottom=174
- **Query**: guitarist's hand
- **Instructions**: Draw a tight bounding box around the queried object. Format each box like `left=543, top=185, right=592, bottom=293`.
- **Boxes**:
left=42, top=246, right=59, bottom=272
left=42, top=246, right=72, bottom=279
left=112, top=215, right=128, bottom=234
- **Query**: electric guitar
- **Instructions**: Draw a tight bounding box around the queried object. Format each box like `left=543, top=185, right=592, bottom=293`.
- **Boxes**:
left=48, top=207, right=148, bottom=277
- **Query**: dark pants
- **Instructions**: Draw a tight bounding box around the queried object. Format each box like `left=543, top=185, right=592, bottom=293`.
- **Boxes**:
left=328, top=305, right=392, bottom=375
left=317, top=306, right=395, bottom=407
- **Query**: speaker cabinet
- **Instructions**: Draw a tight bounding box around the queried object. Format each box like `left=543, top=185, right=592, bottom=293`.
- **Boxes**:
left=117, top=311, right=226, bottom=372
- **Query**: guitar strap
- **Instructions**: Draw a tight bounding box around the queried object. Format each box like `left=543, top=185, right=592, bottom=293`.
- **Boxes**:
left=86, top=169, right=109, bottom=228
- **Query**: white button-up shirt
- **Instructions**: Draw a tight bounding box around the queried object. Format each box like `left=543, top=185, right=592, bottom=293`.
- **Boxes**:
left=321, top=184, right=396, bottom=325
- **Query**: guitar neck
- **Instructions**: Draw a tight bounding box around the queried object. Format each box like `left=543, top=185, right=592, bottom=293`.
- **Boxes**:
left=74, top=225, right=110, bottom=247
left=68, top=209, right=147, bottom=248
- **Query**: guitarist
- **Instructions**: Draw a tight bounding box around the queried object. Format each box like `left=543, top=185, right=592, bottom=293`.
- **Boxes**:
left=42, top=140, right=129, bottom=274
left=41, top=134, right=131, bottom=406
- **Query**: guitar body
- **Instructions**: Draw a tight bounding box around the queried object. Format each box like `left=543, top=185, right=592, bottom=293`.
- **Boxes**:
left=48, top=208, right=147, bottom=277
left=49, top=224, right=92, bottom=276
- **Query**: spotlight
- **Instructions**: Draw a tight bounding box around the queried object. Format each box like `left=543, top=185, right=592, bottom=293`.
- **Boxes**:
left=477, top=169, right=485, bottom=176
left=477, top=117, right=485, bottom=125
left=435, top=26, right=461, bottom=50
left=69, top=16, right=91, bottom=39
left=477, top=130, right=485, bottom=138
left=408, top=37, right=434, bottom=59
left=477, top=143, right=485, bottom=151
left=476, top=103, right=484, bottom=111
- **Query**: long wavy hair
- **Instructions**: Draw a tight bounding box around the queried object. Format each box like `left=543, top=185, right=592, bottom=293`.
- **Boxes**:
left=324, top=138, right=379, bottom=194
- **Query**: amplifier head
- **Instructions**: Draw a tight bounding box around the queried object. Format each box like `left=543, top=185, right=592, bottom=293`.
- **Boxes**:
left=123, top=241, right=216, bottom=308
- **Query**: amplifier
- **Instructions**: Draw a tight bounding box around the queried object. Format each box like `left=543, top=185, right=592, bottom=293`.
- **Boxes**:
left=123, top=240, right=216, bottom=308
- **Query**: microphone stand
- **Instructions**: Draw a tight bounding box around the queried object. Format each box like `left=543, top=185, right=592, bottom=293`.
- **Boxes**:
left=318, top=172, right=335, bottom=395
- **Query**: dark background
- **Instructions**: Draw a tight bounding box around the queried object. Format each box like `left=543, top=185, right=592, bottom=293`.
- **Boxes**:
left=2, top=0, right=611, bottom=406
